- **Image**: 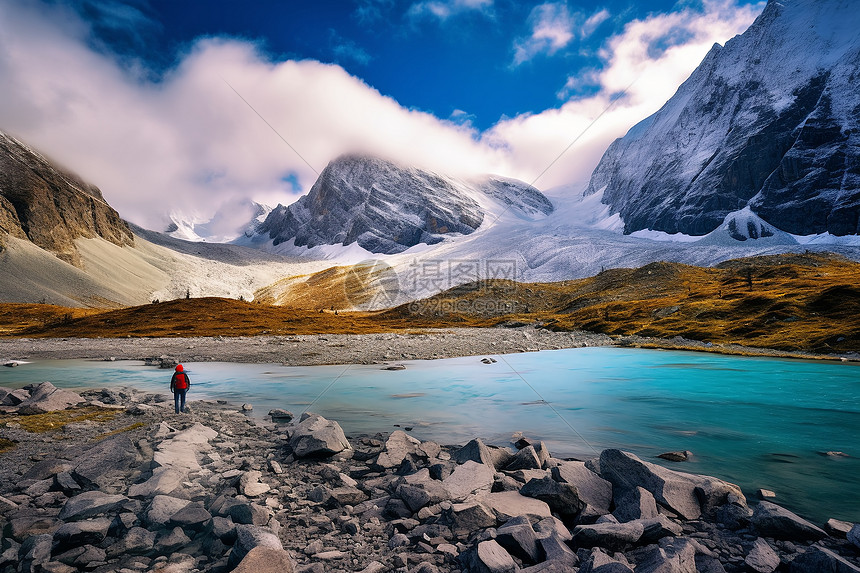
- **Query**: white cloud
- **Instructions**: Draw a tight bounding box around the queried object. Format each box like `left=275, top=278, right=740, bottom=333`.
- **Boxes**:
left=0, top=0, right=763, bottom=232
left=581, top=8, right=610, bottom=37
left=407, top=0, right=493, bottom=22
left=513, top=3, right=576, bottom=66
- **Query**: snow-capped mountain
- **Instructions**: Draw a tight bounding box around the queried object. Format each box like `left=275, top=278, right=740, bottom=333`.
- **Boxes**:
left=166, top=199, right=272, bottom=243
left=251, top=154, right=553, bottom=255
left=585, top=0, right=860, bottom=237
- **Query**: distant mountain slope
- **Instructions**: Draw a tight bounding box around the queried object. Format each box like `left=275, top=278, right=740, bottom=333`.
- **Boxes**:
left=255, top=154, right=553, bottom=254
left=0, top=130, right=133, bottom=266
left=585, top=0, right=860, bottom=237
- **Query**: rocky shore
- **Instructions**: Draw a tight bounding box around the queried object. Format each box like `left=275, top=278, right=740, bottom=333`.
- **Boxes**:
left=2, top=328, right=857, bottom=366
left=1, top=383, right=858, bottom=573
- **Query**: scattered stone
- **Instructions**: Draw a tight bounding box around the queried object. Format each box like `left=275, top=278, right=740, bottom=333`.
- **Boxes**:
left=506, top=445, right=542, bottom=471
left=228, top=524, right=283, bottom=569
left=745, top=538, right=780, bottom=573
left=58, top=491, right=130, bottom=521
left=657, top=450, right=692, bottom=462
left=442, top=460, right=495, bottom=501
left=520, top=476, right=585, bottom=518
left=16, top=382, right=84, bottom=414
left=52, top=518, right=111, bottom=550
left=551, top=461, right=612, bottom=518
left=751, top=501, right=827, bottom=541
left=789, top=545, right=860, bottom=573
left=824, top=518, right=852, bottom=537
left=462, top=539, right=517, bottom=573
left=572, top=521, right=644, bottom=551
left=239, top=470, right=271, bottom=497
left=478, top=491, right=553, bottom=523
left=496, top=516, right=540, bottom=564
left=269, top=409, right=293, bottom=423
left=612, top=486, right=658, bottom=522
left=758, top=489, right=777, bottom=499
left=376, top=430, right=421, bottom=469
left=233, top=546, right=295, bottom=573
left=288, top=413, right=352, bottom=458
left=579, top=548, right=634, bottom=573
left=71, top=434, right=139, bottom=489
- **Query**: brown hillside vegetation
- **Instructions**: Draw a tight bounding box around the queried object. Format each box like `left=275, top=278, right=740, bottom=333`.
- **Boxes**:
left=2, top=252, right=859, bottom=354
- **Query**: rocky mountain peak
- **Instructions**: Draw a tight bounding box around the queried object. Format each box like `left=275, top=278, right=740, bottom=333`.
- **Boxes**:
left=0, top=130, right=133, bottom=266
left=585, top=0, right=860, bottom=238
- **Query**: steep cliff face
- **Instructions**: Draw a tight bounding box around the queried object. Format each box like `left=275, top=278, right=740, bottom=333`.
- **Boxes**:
left=585, top=0, right=860, bottom=237
left=0, top=131, right=133, bottom=266
left=257, top=155, right=552, bottom=255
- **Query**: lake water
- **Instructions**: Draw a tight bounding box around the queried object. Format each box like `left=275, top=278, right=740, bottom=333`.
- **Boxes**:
left=2, top=347, right=858, bottom=524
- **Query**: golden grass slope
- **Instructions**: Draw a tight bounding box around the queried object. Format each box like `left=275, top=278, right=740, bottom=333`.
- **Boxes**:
left=2, top=252, right=858, bottom=354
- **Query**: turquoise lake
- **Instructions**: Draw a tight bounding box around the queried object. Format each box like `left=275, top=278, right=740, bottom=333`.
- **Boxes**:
left=1, top=347, right=858, bottom=524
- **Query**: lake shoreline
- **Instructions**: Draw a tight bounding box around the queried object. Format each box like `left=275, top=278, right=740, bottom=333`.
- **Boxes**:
left=3, top=327, right=859, bottom=366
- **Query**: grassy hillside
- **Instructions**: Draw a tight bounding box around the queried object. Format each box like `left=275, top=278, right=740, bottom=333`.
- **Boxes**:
left=2, top=252, right=858, bottom=354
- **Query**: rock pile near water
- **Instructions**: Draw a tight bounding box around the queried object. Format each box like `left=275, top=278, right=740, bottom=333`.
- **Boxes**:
left=0, top=387, right=858, bottom=572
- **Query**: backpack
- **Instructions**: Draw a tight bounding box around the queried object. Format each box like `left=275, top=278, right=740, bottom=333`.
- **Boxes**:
left=174, top=372, right=188, bottom=390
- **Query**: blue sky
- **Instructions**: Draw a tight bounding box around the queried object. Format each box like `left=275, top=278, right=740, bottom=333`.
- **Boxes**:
left=0, top=0, right=764, bottom=229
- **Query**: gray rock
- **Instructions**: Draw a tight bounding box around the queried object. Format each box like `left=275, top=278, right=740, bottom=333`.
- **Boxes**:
left=694, top=555, right=728, bottom=573
left=105, top=526, right=156, bottom=558
left=5, top=511, right=60, bottom=541
left=233, top=546, right=296, bottom=573
left=638, top=515, right=684, bottom=544
left=442, top=460, right=495, bottom=501
left=167, top=503, right=212, bottom=530
left=579, top=548, right=634, bottom=573
left=612, top=486, right=658, bottom=522
left=397, top=470, right=450, bottom=512
left=376, top=430, right=421, bottom=469
left=128, top=467, right=185, bottom=498
left=0, top=386, right=29, bottom=405
left=71, top=434, right=139, bottom=489
left=53, top=471, right=81, bottom=494
left=478, top=491, right=553, bottom=523
left=211, top=516, right=237, bottom=542
left=657, top=451, right=692, bottom=462
left=228, top=525, right=283, bottom=569
left=19, top=534, right=52, bottom=573
left=534, top=516, right=572, bottom=542
left=551, top=461, right=612, bottom=518
left=635, top=538, right=698, bottom=573
left=58, top=491, right=130, bottom=521
left=288, top=413, right=351, bottom=458
left=849, top=523, right=860, bottom=550
left=599, top=449, right=744, bottom=520
left=496, top=516, right=540, bottom=564
left=462, top=540, right=518, bottom=573
left=453, top=438, right=512, bottom=471
left=520, top=476, right=585, bottom=518
left=505, top=445, right=542, bottom=471
left=52, top=518, right=111, bottom=550
left=572, top=521, right=644, bottom=551
left=788, top=546, right=860, bottom=573
left=156, top=526, right=192, bottom=553
left=448, top=502, right=497, bottom=538
left=16, top=382, right=83, bottom=414
left=824, top=518, right=853, bottom=538
left=751, top=501, right=827, bottom=541
left=537, top=534, right=578, bottom=566
left=745, top=538, right=780, bottom=573
left=239, top=470, right=271, bottom=497
left=268, top=409, right=294, bottom=423
left=22, top=459, right=73, bottom=481
left=144, top=495, right=191, bottom=526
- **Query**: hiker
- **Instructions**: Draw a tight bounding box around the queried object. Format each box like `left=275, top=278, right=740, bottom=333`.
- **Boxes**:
left=170, top=364, right=190, bottom=413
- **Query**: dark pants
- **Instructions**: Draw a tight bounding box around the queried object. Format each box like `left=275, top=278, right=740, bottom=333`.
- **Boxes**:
left=174, top=389, right=187, bottom=413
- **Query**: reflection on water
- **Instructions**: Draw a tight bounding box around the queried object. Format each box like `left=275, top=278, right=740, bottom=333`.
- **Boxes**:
left=1, top=347, right=858, bottom=523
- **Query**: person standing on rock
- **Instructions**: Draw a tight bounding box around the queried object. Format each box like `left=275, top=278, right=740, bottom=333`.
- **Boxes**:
left=170, top=364, right=190, bottom=414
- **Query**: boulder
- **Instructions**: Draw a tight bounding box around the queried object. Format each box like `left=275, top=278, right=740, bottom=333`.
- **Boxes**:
left=71, top=434, right=139, bottom=489
left=849, top=523, right=860, bottom=550
left=635, top=538, right=698, bottom=573
left=19, top=534, right=53, bottom=573
left=239, top=471, right=271, bottom=497
left=572, top=521, right=644, bottom=551
left=534, top=516, right=572, bottom=542
left=397, top=470, right=450, bottom=512
left=156, top=526, right=192, bottom=553
left=268, top=409, right=294, bottom=423
left=496, top=516, right=541, bottom=564
left=657, top=451, right=692, bottom=462
left=639, top=515, right=684, bottom=544
left=442, top=460, right=495, bottom=502
left=228, top=525, right=283, bottom=569
left=745, top=538, right=780, bottom=573
left=453, top=438, right=512, bottom=470
left=144, top=495, right=191, bottom=527
left=288, top=413, right=351, bottom=458
left=448, top=502, right=497, bottom=538
left=128, top=467, right=185, bottom=498
left=551, top=461, right=612, bottom=518
left=506, top=445, right=543, bottom=471
left=520, top=476, right=585, bottom=518
left=167, top=504, right=212, bottom=531
left=478, top=491, right=553, bottom=523
left=824, top=519, right=853, bottom=538
left=16, top=382, right=83, bottom=414
left=58, top=491, right=130, bottom=521
left=22, top=459, right=74, bottom=481
left=537, top=534, right=578, bottom=566
left=376, top=430, right=421, bottom=469
left=153, top=422, right=217, bottom=473
left=751, top=501, right=827, bottom=541
left=579, top=548, right=634, bottom=573
left=599, top=449, right=744, bottom=520
left=788, top=546, right=860, bottom=573
left=52, top=518, right=111, bottom=550
left=233, top=546, right=296, bottom=573
left=461, top=540, right=517, bottom=573
left=105, top=526, right=156, bottom=557
left=612, top=486, right=658, bottom=522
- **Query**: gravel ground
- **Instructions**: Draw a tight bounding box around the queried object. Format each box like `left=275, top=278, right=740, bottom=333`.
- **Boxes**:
left=2, top=328, right=858, bottom=365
